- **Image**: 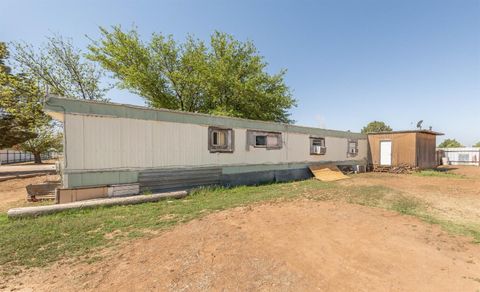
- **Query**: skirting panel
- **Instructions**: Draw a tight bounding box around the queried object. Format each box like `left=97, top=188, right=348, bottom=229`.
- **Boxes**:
left=220, top=168, right=312, bottom=187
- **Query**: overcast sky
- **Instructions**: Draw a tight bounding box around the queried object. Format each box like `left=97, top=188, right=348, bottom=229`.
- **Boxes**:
left=2, top=0, right=479, bottom=145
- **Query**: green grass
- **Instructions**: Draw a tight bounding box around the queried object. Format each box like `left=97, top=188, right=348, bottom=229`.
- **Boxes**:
left=0, top=180, right=327, bottom=273
left=413, top=169, right=464, bottom=178
left=0, top=177, right=478, bottom=275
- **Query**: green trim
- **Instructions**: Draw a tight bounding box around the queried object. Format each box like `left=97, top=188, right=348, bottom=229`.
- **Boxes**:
left=45, top=96, right=366, bottom=139
left=63, top=160, right=366, bottom=188
left=65, top=171, right=138, bottom=188
left=222, top=160, right=366, bottom=174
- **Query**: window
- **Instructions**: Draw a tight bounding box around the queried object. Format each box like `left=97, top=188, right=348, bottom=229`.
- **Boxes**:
left=208, top=127, right=234, bottom=153
left=247, top=130, right=282, bottom=150
left=458, top=154, right=470, bottom=162
left=255, top=135, right=267, bottom=146
left=310, top=137, right=326, bottom=155
left=347, top=139, right=359, bottom=157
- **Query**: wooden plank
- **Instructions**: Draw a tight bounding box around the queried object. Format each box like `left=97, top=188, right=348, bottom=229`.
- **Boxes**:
left=309, top=165, right=349, bottom=182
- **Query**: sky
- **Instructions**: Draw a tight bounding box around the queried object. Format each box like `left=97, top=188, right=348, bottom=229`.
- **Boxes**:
left=1, top=0, right=479, bottom=145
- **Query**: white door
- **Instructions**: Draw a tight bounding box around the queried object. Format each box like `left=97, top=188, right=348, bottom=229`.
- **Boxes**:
left=380, top=141, right=392, bottom=166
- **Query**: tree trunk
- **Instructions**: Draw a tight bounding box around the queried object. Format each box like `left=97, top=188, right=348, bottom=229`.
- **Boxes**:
left=33, top=153, right=42, bottom=164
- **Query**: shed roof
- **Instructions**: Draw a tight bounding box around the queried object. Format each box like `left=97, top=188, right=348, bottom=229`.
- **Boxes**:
left=367, top=130, right=444, bottom=136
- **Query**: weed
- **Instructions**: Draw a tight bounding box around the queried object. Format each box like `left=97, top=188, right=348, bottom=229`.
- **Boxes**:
left=390, top=196, right=422, bottom=215
left=413, top=170, right=464, bottom=178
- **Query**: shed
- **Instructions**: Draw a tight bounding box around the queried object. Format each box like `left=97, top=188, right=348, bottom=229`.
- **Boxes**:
left=367, top=130, right=443, bottom=170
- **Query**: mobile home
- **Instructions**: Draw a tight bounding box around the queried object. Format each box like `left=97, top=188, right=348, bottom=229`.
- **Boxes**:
left=438, top=147, right=480, bottom=166
left=45, top=96, right=368, bottom=194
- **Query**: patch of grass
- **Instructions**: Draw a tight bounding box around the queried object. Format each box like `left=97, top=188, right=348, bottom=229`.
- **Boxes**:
left=418, top=214, right=480, bottom=244
left=413, top=169, right=464, bottom=178
left=304, top=183, right=480, bottom=243
left=390, top=196, right=423, bottom=215
left=0, top=179, right=329, bottom=272
left=0, top=176, right=479, bottom=274
left=345, top=185, right=391, bottom=207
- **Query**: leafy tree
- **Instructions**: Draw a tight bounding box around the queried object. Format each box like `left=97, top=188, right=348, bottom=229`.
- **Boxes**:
left=1, top=42, right=40, bottom=148
left=15, top=126, right=62, bottom=163
left=361, top=121, right=393, bottom=134
left=12, top=34, right=110, bottom=100
left=0, top=42, right=11, bottom=74
left=473, top=141, right=480, bottom=147
left=87, top=26, right=296, bottom=123
left=438, top=139, right=462, bottom=148
left=0, top=42, right=61, bottom=163
left=0, top=115, right=37, bottom=149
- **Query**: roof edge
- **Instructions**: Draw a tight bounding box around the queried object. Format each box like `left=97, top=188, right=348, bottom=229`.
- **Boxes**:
left=44, top=95, right=367, bottom=139
left=367, top=130, right=444, bottom=136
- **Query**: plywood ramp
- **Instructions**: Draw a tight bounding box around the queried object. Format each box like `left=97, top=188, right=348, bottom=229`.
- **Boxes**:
left=309, top=165, right=350, bottom=182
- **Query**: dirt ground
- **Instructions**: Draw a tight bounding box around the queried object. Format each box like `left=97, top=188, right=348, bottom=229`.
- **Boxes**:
left=3, top=166, right=480, bottom=291
left=339, top=166, right=480, bottom=224
left=6, top=200, right=480, bottom=291
left=0, top=175, right=58, bottom=212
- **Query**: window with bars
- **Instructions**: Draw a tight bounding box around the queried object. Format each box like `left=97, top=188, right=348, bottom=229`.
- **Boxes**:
left=208, top=127, right=234, bottom=153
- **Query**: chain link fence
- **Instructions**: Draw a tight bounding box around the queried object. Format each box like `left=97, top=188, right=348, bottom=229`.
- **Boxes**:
left=0, top=150, right=58, bottom=165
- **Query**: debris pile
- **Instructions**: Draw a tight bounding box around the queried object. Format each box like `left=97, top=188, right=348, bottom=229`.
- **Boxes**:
left=372, top=164, right=417, bottom=174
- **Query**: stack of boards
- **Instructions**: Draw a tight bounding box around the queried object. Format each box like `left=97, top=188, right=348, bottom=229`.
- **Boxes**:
left=309, top=165, right=350, bottom=182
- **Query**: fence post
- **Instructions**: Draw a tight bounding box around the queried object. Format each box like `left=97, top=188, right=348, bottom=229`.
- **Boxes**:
left=6, top=150, right=9, bottom=164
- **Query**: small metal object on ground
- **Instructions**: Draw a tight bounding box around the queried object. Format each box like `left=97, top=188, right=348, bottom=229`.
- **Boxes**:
left=7, top=191, right=188, bottom=218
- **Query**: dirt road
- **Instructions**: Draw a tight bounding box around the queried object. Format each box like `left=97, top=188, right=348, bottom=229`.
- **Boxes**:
left=8, top=200, right=480, bottom=291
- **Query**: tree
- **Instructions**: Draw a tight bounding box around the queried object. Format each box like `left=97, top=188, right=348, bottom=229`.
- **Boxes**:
left=0, top=42, right=41, bottom=148
left=473, top=141, right=480, bottom=147
left=15, top=126, right=62, bottom=163
left=12, top=34, right=110, bottom=100
left=0, top=42, right=60, bottom=163
left=438, top=139, right=462, bottom=148
left=87, top=26, right=296, bottom=123
left=0, top=42, right=11, bottom=74
left=361, top=121, right=393, bottom=134
left=0, top=115, right=37, bottom=149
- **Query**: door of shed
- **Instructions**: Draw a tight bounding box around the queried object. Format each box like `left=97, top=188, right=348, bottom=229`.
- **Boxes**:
left=380, top=141, right=392, bottom=166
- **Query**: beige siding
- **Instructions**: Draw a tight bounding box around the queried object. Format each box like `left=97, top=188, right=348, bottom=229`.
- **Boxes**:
left=64, top=114, right=367, bottom=171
